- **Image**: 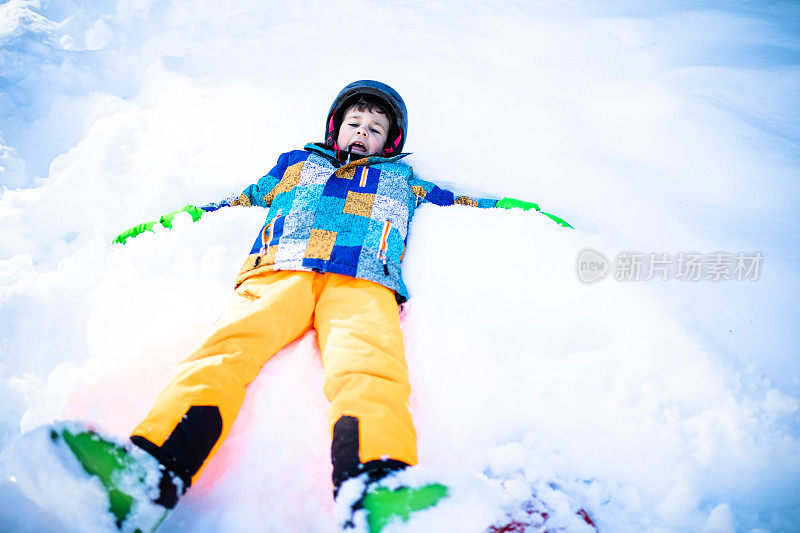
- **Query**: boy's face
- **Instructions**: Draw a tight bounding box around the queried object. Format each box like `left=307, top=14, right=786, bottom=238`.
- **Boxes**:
left=336, top=106, right=391, bottom=156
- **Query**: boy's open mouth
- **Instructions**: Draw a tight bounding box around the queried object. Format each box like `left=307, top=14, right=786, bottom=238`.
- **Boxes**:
left=348, top=141, right=367, bottom=153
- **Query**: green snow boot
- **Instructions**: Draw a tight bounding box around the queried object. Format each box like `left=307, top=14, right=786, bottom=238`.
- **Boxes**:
left=361, top=482, right=449, bottom=532
left=50, top=425, right=179, bottom=531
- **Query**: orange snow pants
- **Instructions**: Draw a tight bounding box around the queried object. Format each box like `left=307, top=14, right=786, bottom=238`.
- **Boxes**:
left=131, top=270, right=416, bottom=492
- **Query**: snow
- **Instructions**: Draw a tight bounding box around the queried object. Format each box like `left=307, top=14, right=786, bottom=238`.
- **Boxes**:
left=1, top=0, right=799, bottom=531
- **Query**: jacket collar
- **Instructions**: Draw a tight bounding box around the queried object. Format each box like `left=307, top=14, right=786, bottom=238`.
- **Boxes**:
left=304, top=143, right=410, bottom=168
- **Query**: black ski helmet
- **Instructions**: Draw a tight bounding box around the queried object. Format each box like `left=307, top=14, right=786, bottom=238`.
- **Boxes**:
left=324, top=80, right=408, bottom=157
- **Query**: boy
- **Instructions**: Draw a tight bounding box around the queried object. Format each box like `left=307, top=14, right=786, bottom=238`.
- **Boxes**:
left=62, top=80, right=570, bottom=532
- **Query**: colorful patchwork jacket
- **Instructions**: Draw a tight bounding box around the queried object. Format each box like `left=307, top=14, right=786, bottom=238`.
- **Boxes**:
left=203, top=143, right=498, bottom=302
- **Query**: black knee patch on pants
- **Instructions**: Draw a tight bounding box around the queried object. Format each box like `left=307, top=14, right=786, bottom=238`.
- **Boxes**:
left=331, top=415, right=409, bottom=497
left=131, top=405, right=223, bottom=502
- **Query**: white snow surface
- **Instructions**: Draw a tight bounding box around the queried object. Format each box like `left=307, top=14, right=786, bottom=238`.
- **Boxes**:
left=1, top=0, right=799, bottom=531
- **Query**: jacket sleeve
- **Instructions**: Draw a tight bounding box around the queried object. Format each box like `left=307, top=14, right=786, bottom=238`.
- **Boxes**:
left=199, top=152, right=289, bottom=213
left=409, top=174, right=573, bottom=228
left=408, top=175, right=498, bottom=208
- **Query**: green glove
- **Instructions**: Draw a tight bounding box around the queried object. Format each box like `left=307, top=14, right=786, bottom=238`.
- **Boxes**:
left=497, top=197, right=573, bottom=228
left=496, top=197, right=540, bottom=211
left=540, top=211, right=573, bottom=228
left=113, top=204, right=203, bottom=244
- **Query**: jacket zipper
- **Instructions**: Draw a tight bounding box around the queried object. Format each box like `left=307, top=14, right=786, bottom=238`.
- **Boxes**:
left=255, top=209, right=282, bottom=267
left=378, top=220, right=391, bottom=275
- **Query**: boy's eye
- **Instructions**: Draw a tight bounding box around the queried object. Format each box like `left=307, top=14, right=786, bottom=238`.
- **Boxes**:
left=370, top=128, right=380, bottom=134
left=348, top=122, right=358, bottom=127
